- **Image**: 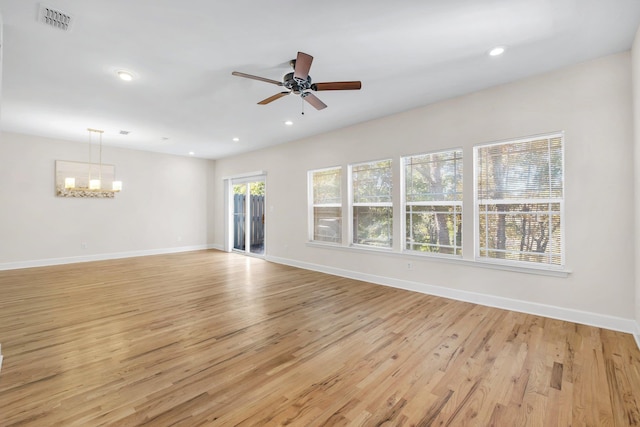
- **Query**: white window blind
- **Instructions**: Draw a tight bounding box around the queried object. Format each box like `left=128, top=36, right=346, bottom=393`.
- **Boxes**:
left=351, top=159, right=393, bottom=248
left=404, top=149, right=463, bottom=256
left=310, top=167, right=342, bottom=243
left=475, top=134, right=564, bottom=266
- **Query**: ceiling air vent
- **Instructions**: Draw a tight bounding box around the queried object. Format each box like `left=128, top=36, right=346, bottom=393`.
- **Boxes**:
left=38, top=5, right=73, bottom=31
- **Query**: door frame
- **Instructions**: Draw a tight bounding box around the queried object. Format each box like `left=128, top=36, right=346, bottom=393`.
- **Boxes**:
left=224, top=171, right=267, bottom=257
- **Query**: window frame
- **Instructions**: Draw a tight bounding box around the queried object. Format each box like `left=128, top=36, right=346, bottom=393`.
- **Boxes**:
left=473, top=132, right=565, bottom=268
left=348, top=158, right=394, bottom=249
left=401, top=148, right=463, bottom=257
left=308, top=166, right=343, bottom=245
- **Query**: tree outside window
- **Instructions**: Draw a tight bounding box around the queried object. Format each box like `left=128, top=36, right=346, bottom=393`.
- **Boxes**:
left=404, top=149, right=463, bottom=256
left=351, top=160, right=393, bottom=248
left=475, top=134, right=564, bottom=266
left=309, top=167, right=342, bottom=243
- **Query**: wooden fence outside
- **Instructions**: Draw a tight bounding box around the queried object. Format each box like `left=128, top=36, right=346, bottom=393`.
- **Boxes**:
left=233, top=194, right=265, bottom=250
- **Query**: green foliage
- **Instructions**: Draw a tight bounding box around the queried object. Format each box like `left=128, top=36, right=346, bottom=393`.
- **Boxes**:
left=234, top=181, right=265, bottom=196
left=352, top=160, right=392, bottom=204
left=313, top=168, right=341, bottom=204
left=477, top=136, right=564, bottom=264
left=406, top=207, right=462, bottom=255
left=405, top=151, right=463, bottom=202
left=351, top=161, right=393, bottom=247
left=405, top=150, right=463, bottom=254
left=353, top=206, right=392, bottom=247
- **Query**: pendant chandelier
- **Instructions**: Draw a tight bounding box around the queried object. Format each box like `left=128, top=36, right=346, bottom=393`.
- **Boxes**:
left=62, top=128, right=122, bottom=196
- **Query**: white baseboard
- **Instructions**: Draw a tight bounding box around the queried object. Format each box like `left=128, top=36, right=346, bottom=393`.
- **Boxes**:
left=0, top=244, right=219, bottom=271
left=266, top=255, right=639, bottom=339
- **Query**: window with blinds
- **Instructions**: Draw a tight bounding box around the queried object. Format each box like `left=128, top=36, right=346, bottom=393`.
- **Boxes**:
left=475, top=134, right=564, bottom=266
left=350, top=159, right=393, bottom=248
left=403, top=149, right=463, bottom=255
left=309, top=167, right=342, bottom=243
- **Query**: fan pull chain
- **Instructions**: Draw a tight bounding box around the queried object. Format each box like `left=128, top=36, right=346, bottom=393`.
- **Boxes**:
left=301, top=97, right=305, bottom=115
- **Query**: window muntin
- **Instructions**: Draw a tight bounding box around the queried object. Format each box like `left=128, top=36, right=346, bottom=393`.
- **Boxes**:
left=403, top=149, right=463, bottom=255
left=475, top=134, right=564, bottom=266
left=310, top=167, right=342, bottom=244
left=351, top=160, right=393, bottom=248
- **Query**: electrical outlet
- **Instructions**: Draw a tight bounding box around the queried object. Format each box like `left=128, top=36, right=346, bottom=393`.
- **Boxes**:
left=81, top=242, right=88, bottom=250
left=407, top=262, right=413, bottom=270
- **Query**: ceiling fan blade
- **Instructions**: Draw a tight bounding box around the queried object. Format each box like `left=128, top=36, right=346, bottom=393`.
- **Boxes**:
left=293, top=52, right=313, bottom=81
left=232, top=71, right=283, bottom=86
left=302, top=93, right=327, bottom=110
left=311, top=81, right=362, bottom=91
left=258, top=92, right=290, bottom=105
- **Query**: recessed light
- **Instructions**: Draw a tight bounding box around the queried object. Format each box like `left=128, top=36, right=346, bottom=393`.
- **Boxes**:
left=489, top=46, right=505, bottom=57
left=232, top=137, right=239, bottom=142
left=284, top=120, right=293, bottom=126
left=117, top=70, right=134, bottom=81
left=188, top=151, right=195, bottom=156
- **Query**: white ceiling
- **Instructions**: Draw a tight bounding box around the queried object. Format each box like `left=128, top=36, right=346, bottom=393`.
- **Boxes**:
left=1, top=0, right=639, bottom=159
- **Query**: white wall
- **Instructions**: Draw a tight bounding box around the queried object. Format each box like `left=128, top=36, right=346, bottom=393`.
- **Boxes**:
left=1, top=13, right=3, bottom=124
left=633, top=27, right=640, bottom=341
left=0, top=132, right=215, bottom=268
left=213, top=52, right=635, bottom=328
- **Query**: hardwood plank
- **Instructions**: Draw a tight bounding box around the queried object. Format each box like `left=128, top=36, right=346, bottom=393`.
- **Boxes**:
left=0, top=250, right=639, bottom=425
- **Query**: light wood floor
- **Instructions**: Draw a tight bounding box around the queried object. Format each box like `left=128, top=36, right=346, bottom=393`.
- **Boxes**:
left=0, top=250, right=639, bottom=426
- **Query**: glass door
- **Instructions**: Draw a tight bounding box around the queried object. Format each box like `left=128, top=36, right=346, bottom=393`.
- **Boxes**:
left=232, top=178, right=265, bottom=256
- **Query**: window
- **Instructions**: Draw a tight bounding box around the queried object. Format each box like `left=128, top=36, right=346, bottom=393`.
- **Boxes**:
left=350, top=159, right=393, bottom=248
left=475, top=134, right=564, bottom=266
left=309, top=167, right=342, bottom=243
left=403, top=149, right=463, bottom=255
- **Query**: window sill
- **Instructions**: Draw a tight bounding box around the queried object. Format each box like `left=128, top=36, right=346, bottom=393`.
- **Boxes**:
left=306, top=241, right=571, bottom=278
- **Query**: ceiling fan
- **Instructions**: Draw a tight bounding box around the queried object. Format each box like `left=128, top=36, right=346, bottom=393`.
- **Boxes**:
left=232, top=51, right=362, bottom=110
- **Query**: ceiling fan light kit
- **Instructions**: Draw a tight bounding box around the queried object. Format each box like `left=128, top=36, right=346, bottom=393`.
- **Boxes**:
left=232, top=51, right=362, bottom=111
